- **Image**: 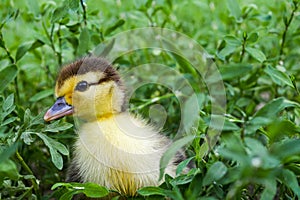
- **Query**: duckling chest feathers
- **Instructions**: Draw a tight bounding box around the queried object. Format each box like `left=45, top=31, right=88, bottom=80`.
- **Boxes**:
left=72, top=113, right=170, bottom=195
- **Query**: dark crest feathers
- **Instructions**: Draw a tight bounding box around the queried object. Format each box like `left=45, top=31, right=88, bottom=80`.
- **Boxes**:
left=57, top=57, right=121, bottom=89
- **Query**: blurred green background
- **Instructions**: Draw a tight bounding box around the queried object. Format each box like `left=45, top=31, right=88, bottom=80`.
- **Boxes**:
left=1, top=0, right=300, bottom=199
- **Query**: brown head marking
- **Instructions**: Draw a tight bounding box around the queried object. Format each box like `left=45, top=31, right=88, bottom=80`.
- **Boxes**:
left=56, top=57, right=121, bottom=90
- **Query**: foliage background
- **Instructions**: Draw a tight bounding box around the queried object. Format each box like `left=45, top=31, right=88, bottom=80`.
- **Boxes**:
left=1, top=0, right=300, bottom=199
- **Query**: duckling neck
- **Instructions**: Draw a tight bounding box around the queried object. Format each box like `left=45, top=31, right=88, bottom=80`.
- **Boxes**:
left=96, top=112, right=115, bottom=121
left=80, top=110, right=122, bottom=122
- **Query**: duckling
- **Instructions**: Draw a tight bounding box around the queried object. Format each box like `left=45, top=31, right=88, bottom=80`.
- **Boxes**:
left=44, top=57, right=189, bottom=197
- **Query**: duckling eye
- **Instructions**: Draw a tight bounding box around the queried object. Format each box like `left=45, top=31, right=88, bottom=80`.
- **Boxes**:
left=75, top=81, right=89, bottom=92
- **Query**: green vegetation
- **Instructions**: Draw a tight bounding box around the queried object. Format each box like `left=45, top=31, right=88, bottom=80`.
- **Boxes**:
left=1, top=0, right=300, bottom=199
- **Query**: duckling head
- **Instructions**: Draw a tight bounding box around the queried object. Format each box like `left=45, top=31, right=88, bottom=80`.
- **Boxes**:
left=44, top=57, right=125, bottom=122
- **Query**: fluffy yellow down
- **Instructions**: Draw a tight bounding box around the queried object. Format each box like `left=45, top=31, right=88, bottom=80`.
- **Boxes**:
left=73, top=113, right=174, bottom=196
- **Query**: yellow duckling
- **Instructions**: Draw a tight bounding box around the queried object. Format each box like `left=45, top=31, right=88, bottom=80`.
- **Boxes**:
left=44, top=57, right=187, bottom=197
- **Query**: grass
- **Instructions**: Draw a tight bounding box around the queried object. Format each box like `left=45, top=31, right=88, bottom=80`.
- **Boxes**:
left=1, top=0, right=300, bottom=199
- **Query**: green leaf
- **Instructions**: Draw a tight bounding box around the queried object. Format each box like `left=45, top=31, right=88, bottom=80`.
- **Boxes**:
left=265, top=120, right=300, bottom=143
left=137, top=187, right=169, bottom=196
left=2, top=93, right=14, bottom=111
left=53, top=142, right=69, bottom=156
left=29, top=89, right=53, bottom=102
left=176, top=156, right=194, bottom=175
left=60, top=190, right=81, bottom=200
left=264, top=65, right=294, bottom=88
left=203, top=161, right=228, bottom=186
left=15, top=43, right=31, bottom=62
left=204, top=115, right=239, bottom=131
left=44, top=121, right=73, bottom=133
left=0, top=142, right=19, bottom=164
left=220, top=64, right=252, bottom=80
left=246, top=98, right=299, bottom=134
left=104, top=19, right=125, bottom=36
left=183, top=95, right=200, bottom=133
left=29, top=39, right=44, bottom=50
left=77, top=27, right=90, bottom=56
left=0, top=10, right=19, bottom=31
left=23, top=175, right=36, bottom=180
left=51, top=6, right=68, bottom=23
left=1, top=117, right=17, bottom=126
left=49, top=147, right=63, bottom=170
left=66, top=23, right=81, bottom=33
left=0, top=159, right=20, bottom=183
left=222, top=119, right=240, bottom=131
left=270, top=139, right=300, bottom=161
left=51, top=182, right=72, bottom=190
left=247, top=32, right=259, bottom=43
left=30, top=108, right=48, bottom=126
left=0, top=64, right=18, bottom=92
left=159, top=135, right=195, bottom=180
left=224, top=35, right=242, bottom=46
left=281, top=169, right=300, bottom=197
left=260, top=178, right=277, bottom=200
left=218, top=134, right=247, bottom=163
left=162, top=38, right=198, bottom=78
left=16, top=40, right=44, bottom=61
left=171, top=168, right=200, bottom=185
left=245, top=47, right=266, bottom=63
left=227, top=0, right=242, bottom=20
left=1, top=105, right=16, bottom=123
left=68, top=0, right=79, bottom=11
left=93, top=38, right=115, bottom=57
left=37, top=133, right=69, bottom=155
left=81, top=183, right=109, bottom=198
left=21, top=132, right=34, bottom=145
left=198, top=197, right=218, bottom=200
left=218, top=166, right=240, bottom=185
left=216, top=45, right=237, bottom=60
left=245, top=137, right=280, bottom=168
left=35, top=133, right=69, bottom=169
left=23, top=108, right=31, bottom=126
left=254, top=98, right=298, bottom=118
left=52, top=182, right=109, bottom=199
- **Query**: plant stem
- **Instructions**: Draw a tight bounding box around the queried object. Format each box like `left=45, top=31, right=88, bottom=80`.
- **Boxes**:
left=0, top=31, right=20, bottom=102
left=144, top=11, right=155, bottom=26
left=130, top=93, right=175, bottom=111
left=239, top=33, right=247, bottom=63
left=15, top=151, right=40, bottom=199
left=279, top=1, right=299, bottom=61
left=80, top=0, right=87, bottom=26
left=42, top=21, right=61, bottom=65
left=3, top=46, right=14, bottom=64
left=57, top=24, right=62, bottom=66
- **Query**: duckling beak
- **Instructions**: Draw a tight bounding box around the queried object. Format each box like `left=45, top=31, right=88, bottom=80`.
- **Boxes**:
left=44, top=97, right=73, bottom=122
